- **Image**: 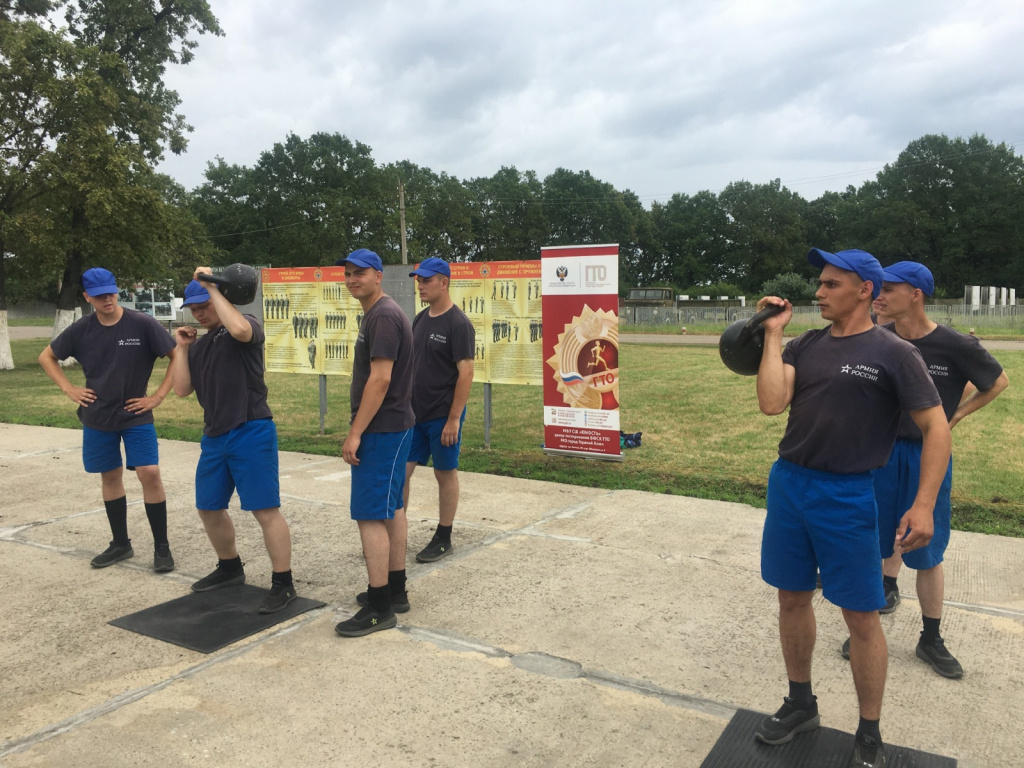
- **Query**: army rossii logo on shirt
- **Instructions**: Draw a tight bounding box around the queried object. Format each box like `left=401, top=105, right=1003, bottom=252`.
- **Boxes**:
left=118, top=338, right=142, bottom=346
left=840, top=363, right=879, bottom=381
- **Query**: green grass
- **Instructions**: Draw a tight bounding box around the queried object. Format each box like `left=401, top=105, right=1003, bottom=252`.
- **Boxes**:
left=5, top=317, right=54, bottom=326
left=3, top=338, right=1022, bottom=536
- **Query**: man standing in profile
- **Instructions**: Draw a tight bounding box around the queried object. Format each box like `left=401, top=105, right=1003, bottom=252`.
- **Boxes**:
left=405, top=257, right=475, bottom=564
left=849, top=261, right=1008, bottom=679
left=39, top=267, right=177, bottom=572
left=170, top=271, right=298, bottom=614
left=755, top=248, right=950, bottom=768
left=335, top=249, right=415, bottom=638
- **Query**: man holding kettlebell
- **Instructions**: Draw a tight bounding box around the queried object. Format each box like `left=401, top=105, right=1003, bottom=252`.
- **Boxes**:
left=170, top=267, right=298, bottom=614
left=754, top=248, right=950, bottom=768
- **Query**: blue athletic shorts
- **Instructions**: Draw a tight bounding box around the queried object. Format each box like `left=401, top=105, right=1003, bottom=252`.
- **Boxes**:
left=82, top=424, right=159, bottom=473
left=350, top=429, right=413, bottom=520
left=196, top=419, right=280, bottom=512
left=873, top=438, right=953, bottom=570
left=408, top=410, right=466, bottom=471
left=762, top=458, right=886, bottom=612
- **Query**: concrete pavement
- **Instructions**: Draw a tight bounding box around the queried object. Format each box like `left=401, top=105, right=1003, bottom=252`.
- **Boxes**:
left=1, top=423, right=1023, bottom=767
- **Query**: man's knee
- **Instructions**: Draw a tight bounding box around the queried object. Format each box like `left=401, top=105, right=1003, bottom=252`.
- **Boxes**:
left=134, top=464, right=162, bottom=488
left=778, top=589, right=814, bottom=612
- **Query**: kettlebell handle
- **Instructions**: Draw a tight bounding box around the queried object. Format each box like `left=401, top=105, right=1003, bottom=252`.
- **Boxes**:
left=737, top=303, right=786, bottom=344
left=195, top=272, right=226, bottom=287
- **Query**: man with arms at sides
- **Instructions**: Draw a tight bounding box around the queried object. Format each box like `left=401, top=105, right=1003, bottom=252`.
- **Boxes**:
left=39, top=267, right=177, bottom=572
left=170, top=271, right=297, bottom=614
left=404, top=257, right=475, bottom=565
left=335, top=249, right=415, bottom=637
left=755, top=248, right=951, bottom=768
left=845, top=261, right=1007, bottom=679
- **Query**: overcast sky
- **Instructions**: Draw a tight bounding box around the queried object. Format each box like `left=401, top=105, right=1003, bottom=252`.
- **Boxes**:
left=156, top=0, right=1024, bottom=204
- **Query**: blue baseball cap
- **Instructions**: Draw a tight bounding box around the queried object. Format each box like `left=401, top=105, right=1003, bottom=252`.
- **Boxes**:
left=807, top=248, right=884, bottom=299
left=81, top=268, right=118, bottom=297
left=882, top=261, right=935, bottom=297
left=182, top=279, right=211, bottom=306
left=335, top=248, right=383, bottom=272
left=409, top=257, right=451, bottom=279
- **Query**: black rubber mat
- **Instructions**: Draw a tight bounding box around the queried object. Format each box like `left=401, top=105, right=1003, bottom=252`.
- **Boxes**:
left=700, top=709, right=957, bottom=768
left=109, top=584, right=325, bottom=654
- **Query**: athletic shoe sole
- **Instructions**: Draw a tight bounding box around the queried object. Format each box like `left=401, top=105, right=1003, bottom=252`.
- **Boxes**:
left=755, top=713, right=821, bottom=745
left=334, top=613, right=397, bottom=637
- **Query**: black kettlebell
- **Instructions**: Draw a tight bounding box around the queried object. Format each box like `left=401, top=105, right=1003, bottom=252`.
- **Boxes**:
left=718, top=303, right=786, bottom=376
left=196, top=264, right=260, bottom=306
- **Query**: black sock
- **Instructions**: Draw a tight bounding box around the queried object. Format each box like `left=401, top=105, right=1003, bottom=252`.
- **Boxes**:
left=856, top=717, right=881, bottom=743
left=788, top=680, right=815, bottom=708
left=104, top=496, right=130, bottom=546
left=144, top=501, right=169, bottom=549
left=218, top=556, right=243, bottom=572
left=435, top=524, right=453, bottom=543
left=388, top=569, right=407, bottom=596
left=272, top=570, right=293, bottom=588
left=367, top=584, right=390, bottom=613
left=883, top=575, right=898, bottom=593
left=922, top=615, right=942, bottom=642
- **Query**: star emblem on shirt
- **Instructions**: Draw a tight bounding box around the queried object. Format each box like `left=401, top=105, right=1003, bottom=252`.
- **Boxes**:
left=841, top=365, right=851, bottom=373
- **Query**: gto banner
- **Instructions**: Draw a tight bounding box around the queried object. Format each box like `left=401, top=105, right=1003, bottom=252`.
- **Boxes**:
left=541, top=244, right=621, bottom=460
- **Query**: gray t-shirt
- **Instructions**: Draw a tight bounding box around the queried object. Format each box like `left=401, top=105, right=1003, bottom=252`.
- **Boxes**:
left=411, top=305, right=475, bottom=423
left=187, top=316, right=273, bottom=437
left=778, top=325, right=941, bottom=474
left=882, top=323, right=1004, bottom=440
left=49, top=309, right=175, bottom=431
left=350, top=296, right=415, bottom=433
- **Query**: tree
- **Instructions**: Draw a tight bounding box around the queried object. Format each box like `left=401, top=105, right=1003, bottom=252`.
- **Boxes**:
left=846, top=134, right=1024, bottom=292
left=465, top=167, right=547, bottom=261
left=718, top=179, right=809, bottom=293
left=649, top=190, right=729, bottom=289
left=760, top=272, right=817, bottom=302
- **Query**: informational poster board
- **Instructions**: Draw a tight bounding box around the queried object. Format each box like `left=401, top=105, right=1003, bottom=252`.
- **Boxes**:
left=439, top=261, right=543, bottom=385
left=261, top=266, right=362, bottom=375
left=541, top=244, right=621, bottom=461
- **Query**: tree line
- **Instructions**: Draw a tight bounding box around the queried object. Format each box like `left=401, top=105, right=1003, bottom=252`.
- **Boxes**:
left=3, top=2, right=1024, bottom=373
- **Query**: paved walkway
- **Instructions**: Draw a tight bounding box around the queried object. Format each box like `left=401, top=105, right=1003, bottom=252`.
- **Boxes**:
left=1, top=424, right=1022, bottom=767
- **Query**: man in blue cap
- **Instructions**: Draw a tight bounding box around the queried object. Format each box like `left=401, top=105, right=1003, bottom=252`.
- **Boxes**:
left=39, top=267, right=177, bottom=572
left=334, top=249, right=415, bottom=637
left=840, top=261, right=1008, bottom=679
left=403, top=257, right=475, bottom=565
left=170, top=269, right=298, bottom=614
left=754, top=248, right=951, bottom=768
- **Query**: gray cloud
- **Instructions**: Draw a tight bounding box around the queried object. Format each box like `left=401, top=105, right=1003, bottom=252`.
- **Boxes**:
left=158, top=0, right=1024, bottom=201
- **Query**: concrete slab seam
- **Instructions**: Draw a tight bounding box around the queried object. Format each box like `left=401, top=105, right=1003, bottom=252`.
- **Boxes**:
left=400, top=623, right=737, bottom=723
left=0, top=607, right=330, bottom=761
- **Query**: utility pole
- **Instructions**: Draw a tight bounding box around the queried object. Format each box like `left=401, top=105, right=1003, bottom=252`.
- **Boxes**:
left=398, top=179, right=408, bottom=265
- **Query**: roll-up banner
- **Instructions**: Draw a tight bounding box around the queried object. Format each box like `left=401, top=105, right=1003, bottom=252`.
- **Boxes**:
left=541, top=244, right=621, bottom=461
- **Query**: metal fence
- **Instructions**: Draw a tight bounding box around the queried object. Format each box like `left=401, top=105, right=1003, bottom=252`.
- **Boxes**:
left=619, top=303, right=1024, bottom=332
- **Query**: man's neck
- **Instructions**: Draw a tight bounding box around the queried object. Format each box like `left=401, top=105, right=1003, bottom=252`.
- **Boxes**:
left=96, top=306, right=124, bottom=327
left=829, top=306, right=874, bottom=337
left=428, top=295, right=454, bottom=317
left=892, top=309, right=937, bottom=341
left=359, top=289, right=386, bottom=313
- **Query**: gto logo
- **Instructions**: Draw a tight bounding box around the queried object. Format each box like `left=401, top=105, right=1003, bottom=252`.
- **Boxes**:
left=585, top=265, right=607, bottom=282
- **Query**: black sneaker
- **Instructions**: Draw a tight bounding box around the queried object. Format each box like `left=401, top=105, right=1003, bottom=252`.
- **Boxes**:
left=191, top=565, right=246, bottom=592
left=258, top=583, right=297, bottom=614
left=357, top=590, right=410, bottom=613
left=755, top=697, right=820, bottom=745
left=334, top=605, right=397, bottom=637
left=916, top=636, right=963, bottom=679
left=849, top=733, right=887, bottom=767
left=154, top=546, right=175, bottom=573
left=91, top=542, right=134, bottom=568
left=415, top=535, right=453, bottom=563
left=879, top=586, right=900, bottom=614
left=841, top=637, right=851, bottom=660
